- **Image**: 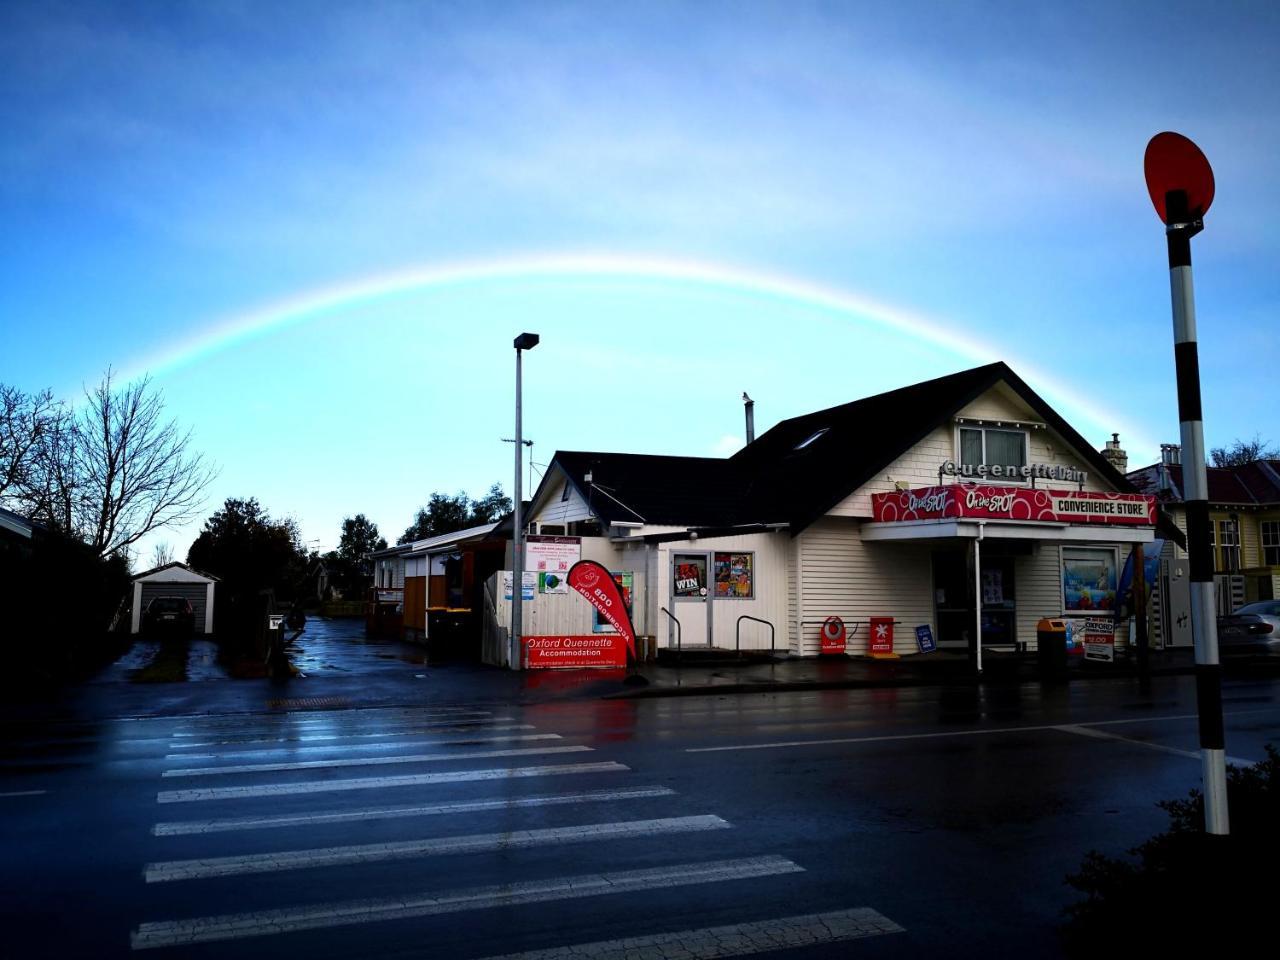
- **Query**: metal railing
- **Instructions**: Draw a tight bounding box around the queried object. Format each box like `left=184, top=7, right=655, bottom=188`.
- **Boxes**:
left=735, top=615, right=777, bottom=656
left=659, top=606, right=681, bottom=661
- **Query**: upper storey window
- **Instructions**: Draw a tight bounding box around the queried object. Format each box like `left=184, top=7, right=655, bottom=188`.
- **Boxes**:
left=959, top=426, right=1028, bottom=473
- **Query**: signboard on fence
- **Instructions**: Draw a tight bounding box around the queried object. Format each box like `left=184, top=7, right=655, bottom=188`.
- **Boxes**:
left=1082, top=618, right=1115, bottom=663
left=523, top=635, right=628, bottom=669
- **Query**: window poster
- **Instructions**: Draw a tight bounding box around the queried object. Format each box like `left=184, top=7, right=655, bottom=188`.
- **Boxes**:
left=713, top=552, right=754, bottom=599
left=673, top=554, right=708, bottom=598
left=981, top=569, right=1004, bottom=606
left=1062, top=548, right=1117, bottom=613
left=592, top=571, right=634, bottom=633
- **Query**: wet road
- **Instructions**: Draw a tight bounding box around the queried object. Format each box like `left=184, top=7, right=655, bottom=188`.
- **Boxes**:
left=3, top=632, right=1279, bottom=959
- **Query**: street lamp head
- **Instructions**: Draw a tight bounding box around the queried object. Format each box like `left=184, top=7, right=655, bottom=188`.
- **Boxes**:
left=514, top=332, right=540, bottom=351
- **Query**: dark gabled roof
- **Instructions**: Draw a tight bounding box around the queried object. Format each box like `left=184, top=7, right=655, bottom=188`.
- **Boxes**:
left=729, top=362, right=1135, bottom=532
left=541, top=362, right=1136, bottom=536
left=1128, top=459, right=1280, bottom=507
left=551, top=452, right=741, bottom=527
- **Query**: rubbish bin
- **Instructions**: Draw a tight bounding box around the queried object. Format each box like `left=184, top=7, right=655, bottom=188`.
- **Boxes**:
left=1037, top=618, right=1068, bottom=681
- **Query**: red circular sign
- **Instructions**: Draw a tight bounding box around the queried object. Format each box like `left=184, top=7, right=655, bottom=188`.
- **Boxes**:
left=1144, top=132, right=1214, bottom=224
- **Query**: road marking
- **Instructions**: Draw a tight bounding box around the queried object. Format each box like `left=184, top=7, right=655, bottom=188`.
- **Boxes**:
left=157, top=761, right=629, bottom=803
left=0, top=789, right=47, bottom=798
left=684, top=710, right=1278, bottom=753
left=168, top=722, right=534, bottom=749
left=169, top=713, right=512, bottom=737
left=1055, top=724, right=1257, bottom=766
left=151, top=786, right=678, bottom=836
left=130, top=855, right=804, bottom=949
left=167, top=732, right=561, bottom=760
left=474, top=907, right=904, bottom=959
left=145, top=815, right=729, bottom=882
left=162, top=744, right=591, bottom=778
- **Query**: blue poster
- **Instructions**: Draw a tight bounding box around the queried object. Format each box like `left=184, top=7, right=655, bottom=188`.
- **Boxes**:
left=915, top=624, right=936, bottom=653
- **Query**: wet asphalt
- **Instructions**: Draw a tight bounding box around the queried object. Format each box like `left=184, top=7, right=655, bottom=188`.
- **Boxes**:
left=3, top=618, right=1279, bottom=959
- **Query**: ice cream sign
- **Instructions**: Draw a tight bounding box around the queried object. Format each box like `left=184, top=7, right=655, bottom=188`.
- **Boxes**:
left=873, top=485, right=1157, bottom=526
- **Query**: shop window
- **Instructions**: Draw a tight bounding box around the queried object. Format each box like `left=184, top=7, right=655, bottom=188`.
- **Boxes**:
left=1263, top=521, right=1280, bottom=566
left=673, top=554, right=708, bottom=599
left=1062, top=547, right=1118, bottom=614
left=959, top=426, right=1028, bottom=473
left=713, top=552, right=754, bottom=599
left=1219, top=518, right=1241, bottom=572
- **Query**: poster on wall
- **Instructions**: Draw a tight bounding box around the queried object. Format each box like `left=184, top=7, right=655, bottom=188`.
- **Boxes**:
left=673, top=554, right=708, bottom=598
left=981, top=569, right=1004, bottom=606
left=526, top=535, right=582, bottom=575
left=592, top=571, right=634, bottom=634
left=1062, top=548, right=1117, bottom=613
left=713, top=552, right=754, bottom=598
left=538, top=572, right=569, bottom=594
left=502, top=571, right=537, bottom=601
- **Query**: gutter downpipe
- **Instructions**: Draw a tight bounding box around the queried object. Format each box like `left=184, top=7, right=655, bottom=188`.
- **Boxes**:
left=974, top=521, right=985, bottom=676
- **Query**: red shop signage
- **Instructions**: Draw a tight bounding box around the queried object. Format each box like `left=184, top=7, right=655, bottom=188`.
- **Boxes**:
left=523, top=635, right=628, bottom=669
left=871, top=485, right=1156, bottom=526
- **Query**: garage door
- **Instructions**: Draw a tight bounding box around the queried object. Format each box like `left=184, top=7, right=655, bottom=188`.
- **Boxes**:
left=140, top=582, right=211, bottom=633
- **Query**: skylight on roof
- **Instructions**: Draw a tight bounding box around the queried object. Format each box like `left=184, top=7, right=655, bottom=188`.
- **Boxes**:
left=794, top=427, right=829, bottom=450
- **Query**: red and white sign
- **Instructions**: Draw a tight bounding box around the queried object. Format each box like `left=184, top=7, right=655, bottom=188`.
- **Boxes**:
left=1082, top=618, right=1115, bottom=663
left=870, top=617, right=895, bottom=656
left=820, top=617, right=846, bottom=654
left=568, top=560, right=637, bottom=661
left=524, top=635, right=627, bottom=669
left=871, top=485, right=1156, bottom=526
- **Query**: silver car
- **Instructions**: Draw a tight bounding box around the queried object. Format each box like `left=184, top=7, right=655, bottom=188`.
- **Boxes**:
left=1218, top=601, right=1280, bottom=658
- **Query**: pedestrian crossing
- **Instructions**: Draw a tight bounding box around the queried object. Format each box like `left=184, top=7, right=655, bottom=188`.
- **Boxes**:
left=128, top=702, right=902, bottom=956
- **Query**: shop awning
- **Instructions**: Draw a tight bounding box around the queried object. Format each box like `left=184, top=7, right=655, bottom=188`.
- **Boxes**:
left=861, top=518, right=1156, bottom=543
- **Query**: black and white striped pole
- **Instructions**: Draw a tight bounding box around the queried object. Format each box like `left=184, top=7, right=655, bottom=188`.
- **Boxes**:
left=1144, top=132, right=1228, bottom=835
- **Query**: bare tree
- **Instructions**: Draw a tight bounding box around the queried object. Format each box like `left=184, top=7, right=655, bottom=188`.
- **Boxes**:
left=1210, top=435, right=1279, bottom=468
left=68, top=370, right=217, bottom=557
left=150, top=541, right=176, bottom=569
left=0, top=384, right=62, bottom=500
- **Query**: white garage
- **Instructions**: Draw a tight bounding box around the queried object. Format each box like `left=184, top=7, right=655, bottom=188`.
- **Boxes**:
left=130, top=562, right=218, bottom=635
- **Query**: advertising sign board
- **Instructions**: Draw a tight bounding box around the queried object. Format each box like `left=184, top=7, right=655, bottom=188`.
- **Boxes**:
left=1083, top=618, right=1116, bottom=663
left=872, top=485, right=1157, bottom=526
left=523, top=635, right=627, bottom=669
left=915, top=624, right=936, bottom=653
left=870, top=617, right=895, bottom=656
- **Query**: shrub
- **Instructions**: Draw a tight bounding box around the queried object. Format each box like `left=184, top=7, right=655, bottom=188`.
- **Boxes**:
left=1062, top=744, right=1280, bottom=954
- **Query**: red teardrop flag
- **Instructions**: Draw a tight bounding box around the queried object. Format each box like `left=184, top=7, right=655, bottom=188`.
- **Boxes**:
left=567, top=560, right=637, bottom=661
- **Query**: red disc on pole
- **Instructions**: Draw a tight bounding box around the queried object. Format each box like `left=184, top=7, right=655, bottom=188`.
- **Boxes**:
left=1144, top=132, right=1215, bottom=223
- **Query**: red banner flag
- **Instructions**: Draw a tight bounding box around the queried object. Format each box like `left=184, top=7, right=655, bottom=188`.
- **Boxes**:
left=567, top=560, right=637, bottom=661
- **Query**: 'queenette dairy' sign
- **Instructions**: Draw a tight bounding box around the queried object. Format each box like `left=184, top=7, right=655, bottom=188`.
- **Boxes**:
left=872, top=485, right=1157, bottom=526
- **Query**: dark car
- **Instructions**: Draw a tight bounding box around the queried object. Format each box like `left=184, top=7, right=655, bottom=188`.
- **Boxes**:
left=1218, top=600, right=1280, bottom=658
left=143, top=596, right=195, bottom=637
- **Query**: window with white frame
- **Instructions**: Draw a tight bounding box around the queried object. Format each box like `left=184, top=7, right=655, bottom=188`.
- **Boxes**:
left=1261, top=520, right=1280, bottom=566
left=1219, top=518, right=1241, bottom=572
left=959, top=426, right=1028, bottom=473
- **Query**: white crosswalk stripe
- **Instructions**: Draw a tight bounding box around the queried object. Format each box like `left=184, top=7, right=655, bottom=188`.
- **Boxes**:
left=130, top=856, right=805, bottom=950
left=151, top=786, right=678, bottom=836
left=161, top=743, right=591, bottom=777
left=145, top=815, right=730, bottom=882
left=167, top=731, right=560, bottom=760
left=157, top=761, right=630, bottom=802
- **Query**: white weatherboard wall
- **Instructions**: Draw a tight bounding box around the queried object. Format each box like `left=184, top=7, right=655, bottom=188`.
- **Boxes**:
left=795, top=518, right=933, bottom=657
left=649, top=531, right=792, bottom=651
left=828, top=386, right=1116, bottom=519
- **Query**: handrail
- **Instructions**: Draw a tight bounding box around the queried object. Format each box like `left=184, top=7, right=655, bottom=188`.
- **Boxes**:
left=736, top=615, right=776, bottom=655
left=659, top=606, right=682, bottom=661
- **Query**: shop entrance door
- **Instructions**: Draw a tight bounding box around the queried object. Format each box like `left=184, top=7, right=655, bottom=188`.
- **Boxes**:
left=671, top=551, right=712, bottom=648
left=932, top=548, right=1019, bottom=651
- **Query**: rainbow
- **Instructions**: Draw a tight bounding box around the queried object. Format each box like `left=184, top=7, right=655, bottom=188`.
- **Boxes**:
left=125, top=251, right=1155, bottom=453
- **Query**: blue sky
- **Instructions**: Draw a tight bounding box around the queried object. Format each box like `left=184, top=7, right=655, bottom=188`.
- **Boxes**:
left=2, top=1, right=1277, bottom=562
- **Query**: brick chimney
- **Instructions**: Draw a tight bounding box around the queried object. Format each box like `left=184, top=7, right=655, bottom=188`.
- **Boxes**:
left=1101, top=433, right=1128, bottom=473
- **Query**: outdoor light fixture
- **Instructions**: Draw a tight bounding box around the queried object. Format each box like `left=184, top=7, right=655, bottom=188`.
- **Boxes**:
left=511, top=332, right=540, bottom=670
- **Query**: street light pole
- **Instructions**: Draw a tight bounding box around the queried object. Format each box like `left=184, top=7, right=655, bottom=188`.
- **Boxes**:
left=511, top=333, right=540, bottom=670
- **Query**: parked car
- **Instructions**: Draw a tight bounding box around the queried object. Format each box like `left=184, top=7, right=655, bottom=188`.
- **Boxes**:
left=143, top=596, right=195, bottom=637
left=1217, top=600, right=1280, bottom=658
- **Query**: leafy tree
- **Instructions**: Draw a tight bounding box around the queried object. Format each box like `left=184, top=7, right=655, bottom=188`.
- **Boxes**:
left=470, top=483, right=513, bottom=524
left=2, top=371, right=216, bottom=557
left=1210, top=435, right=1279, bottom=467
left=187, top=497, right=308, bottom=602
left=398, top=485, right=512, bottom=543
left=337, top=514, right=387, bottom=568
left=399, top=491, right=473, bottom=544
